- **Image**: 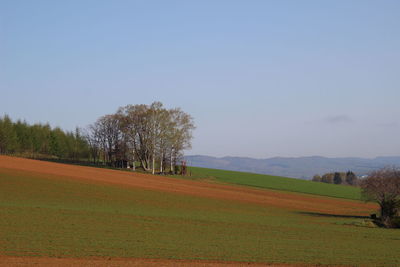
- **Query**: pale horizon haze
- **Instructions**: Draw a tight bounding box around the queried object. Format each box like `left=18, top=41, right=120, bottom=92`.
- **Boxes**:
left=1, top=1, right=399, bottom=159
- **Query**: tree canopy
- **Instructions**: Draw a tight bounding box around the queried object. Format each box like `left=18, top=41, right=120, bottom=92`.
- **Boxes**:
left=0, top=115, right=88, bottom=159
left=313, top=171, right=358, bottom=186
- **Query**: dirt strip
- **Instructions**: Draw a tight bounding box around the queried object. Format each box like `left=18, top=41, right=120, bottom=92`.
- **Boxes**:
left=0, top=156, right=376, bottom=214
left=0, top=256, right=319, bottom=267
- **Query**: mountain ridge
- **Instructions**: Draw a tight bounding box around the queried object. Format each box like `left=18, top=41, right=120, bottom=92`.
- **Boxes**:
left=184, top=155, right=400, bottom=179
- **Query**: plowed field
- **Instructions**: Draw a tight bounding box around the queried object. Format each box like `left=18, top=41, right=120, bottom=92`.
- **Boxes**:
left=1, top=156, right=399, bottom=266
left=0, top=156, right=374, bottom=214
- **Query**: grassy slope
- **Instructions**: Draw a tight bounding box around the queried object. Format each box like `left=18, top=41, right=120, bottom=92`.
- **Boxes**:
left=176, top=167, right=362, bottom=200
left=36, top=158, right=361, bottom=200
left=1, top=167, right=400, bottom=266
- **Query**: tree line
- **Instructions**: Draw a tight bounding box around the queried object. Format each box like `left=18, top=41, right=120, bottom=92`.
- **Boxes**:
left=312, top=171, right=358, bottom=186
left=0, top=115, right=89, bottom=159
left=0, top=102, right=195, bottom=174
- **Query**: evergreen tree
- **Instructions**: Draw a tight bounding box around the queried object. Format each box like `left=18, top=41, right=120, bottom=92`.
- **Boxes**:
left=333, top=172, right=343, bottom=184
left=0, top=115, right=18, bottom=154
left=346, top=171, right=358, bottom=186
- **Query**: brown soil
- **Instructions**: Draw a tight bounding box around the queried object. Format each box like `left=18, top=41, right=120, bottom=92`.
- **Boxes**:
left=0, top=156, right=372, bottom=266
left=0, top=155, right=375, bottom=215
left=0, top=256, right=317, bottom=267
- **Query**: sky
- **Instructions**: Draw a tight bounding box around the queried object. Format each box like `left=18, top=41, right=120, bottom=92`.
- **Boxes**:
left=1, top=0, right=399, bottom=159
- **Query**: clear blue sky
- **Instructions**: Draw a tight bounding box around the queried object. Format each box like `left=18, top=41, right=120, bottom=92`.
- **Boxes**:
left=1, top=0, right=399, bottom=158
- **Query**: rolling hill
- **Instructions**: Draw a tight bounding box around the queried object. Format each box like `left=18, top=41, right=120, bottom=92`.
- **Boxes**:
left=1, top=155, right=400, bottom=266
left=185, top=155, right=400, bottom=179
left=176, top=166, right=362, bottom=200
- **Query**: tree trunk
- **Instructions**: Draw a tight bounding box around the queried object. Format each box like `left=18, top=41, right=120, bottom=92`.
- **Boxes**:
left=170, top=148, right=174, bottom=174
left=152, top=150, right=155, bottom=174
left=141, top=160, right=147, bottom=171
left=132, top=150, right=135, bottom=171
left=160, top=156, right=163, bottom=173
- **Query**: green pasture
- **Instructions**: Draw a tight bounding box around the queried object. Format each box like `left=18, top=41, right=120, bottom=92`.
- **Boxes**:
left=0, top=168, right=399, bottom=266
left=174, top=167, right=362, bottom=200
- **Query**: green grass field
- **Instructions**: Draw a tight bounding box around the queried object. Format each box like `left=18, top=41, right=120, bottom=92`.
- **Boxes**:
left=1, top=166, right=400, bottom=266
left=172, top=166, right=362, bottom=200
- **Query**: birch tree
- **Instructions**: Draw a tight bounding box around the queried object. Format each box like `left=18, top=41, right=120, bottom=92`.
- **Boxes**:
left=117, top=102, right=194, bottom=173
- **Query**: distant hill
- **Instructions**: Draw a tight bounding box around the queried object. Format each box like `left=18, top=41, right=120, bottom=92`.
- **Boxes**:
left=184, top=155, right=400, bottom=179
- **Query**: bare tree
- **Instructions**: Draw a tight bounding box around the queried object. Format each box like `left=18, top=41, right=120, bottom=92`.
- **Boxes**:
left=83, top=124, right=101, bottom=164
left=360, top=167, right=400, bottom=227
left=321, top=173, right=334, bottom=184
left=149, top=102, right=164, bottom=174
left=156, top=108, right=172, bottom=174
left=312, top=174, right=322, bottom=182
left=167, top=108, right=195, bottom=174
left=118, top=102, right=194, bottom=174
left=119, top=104, right=153, bottom=171
left=94, top=114, right=123, bottom=166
